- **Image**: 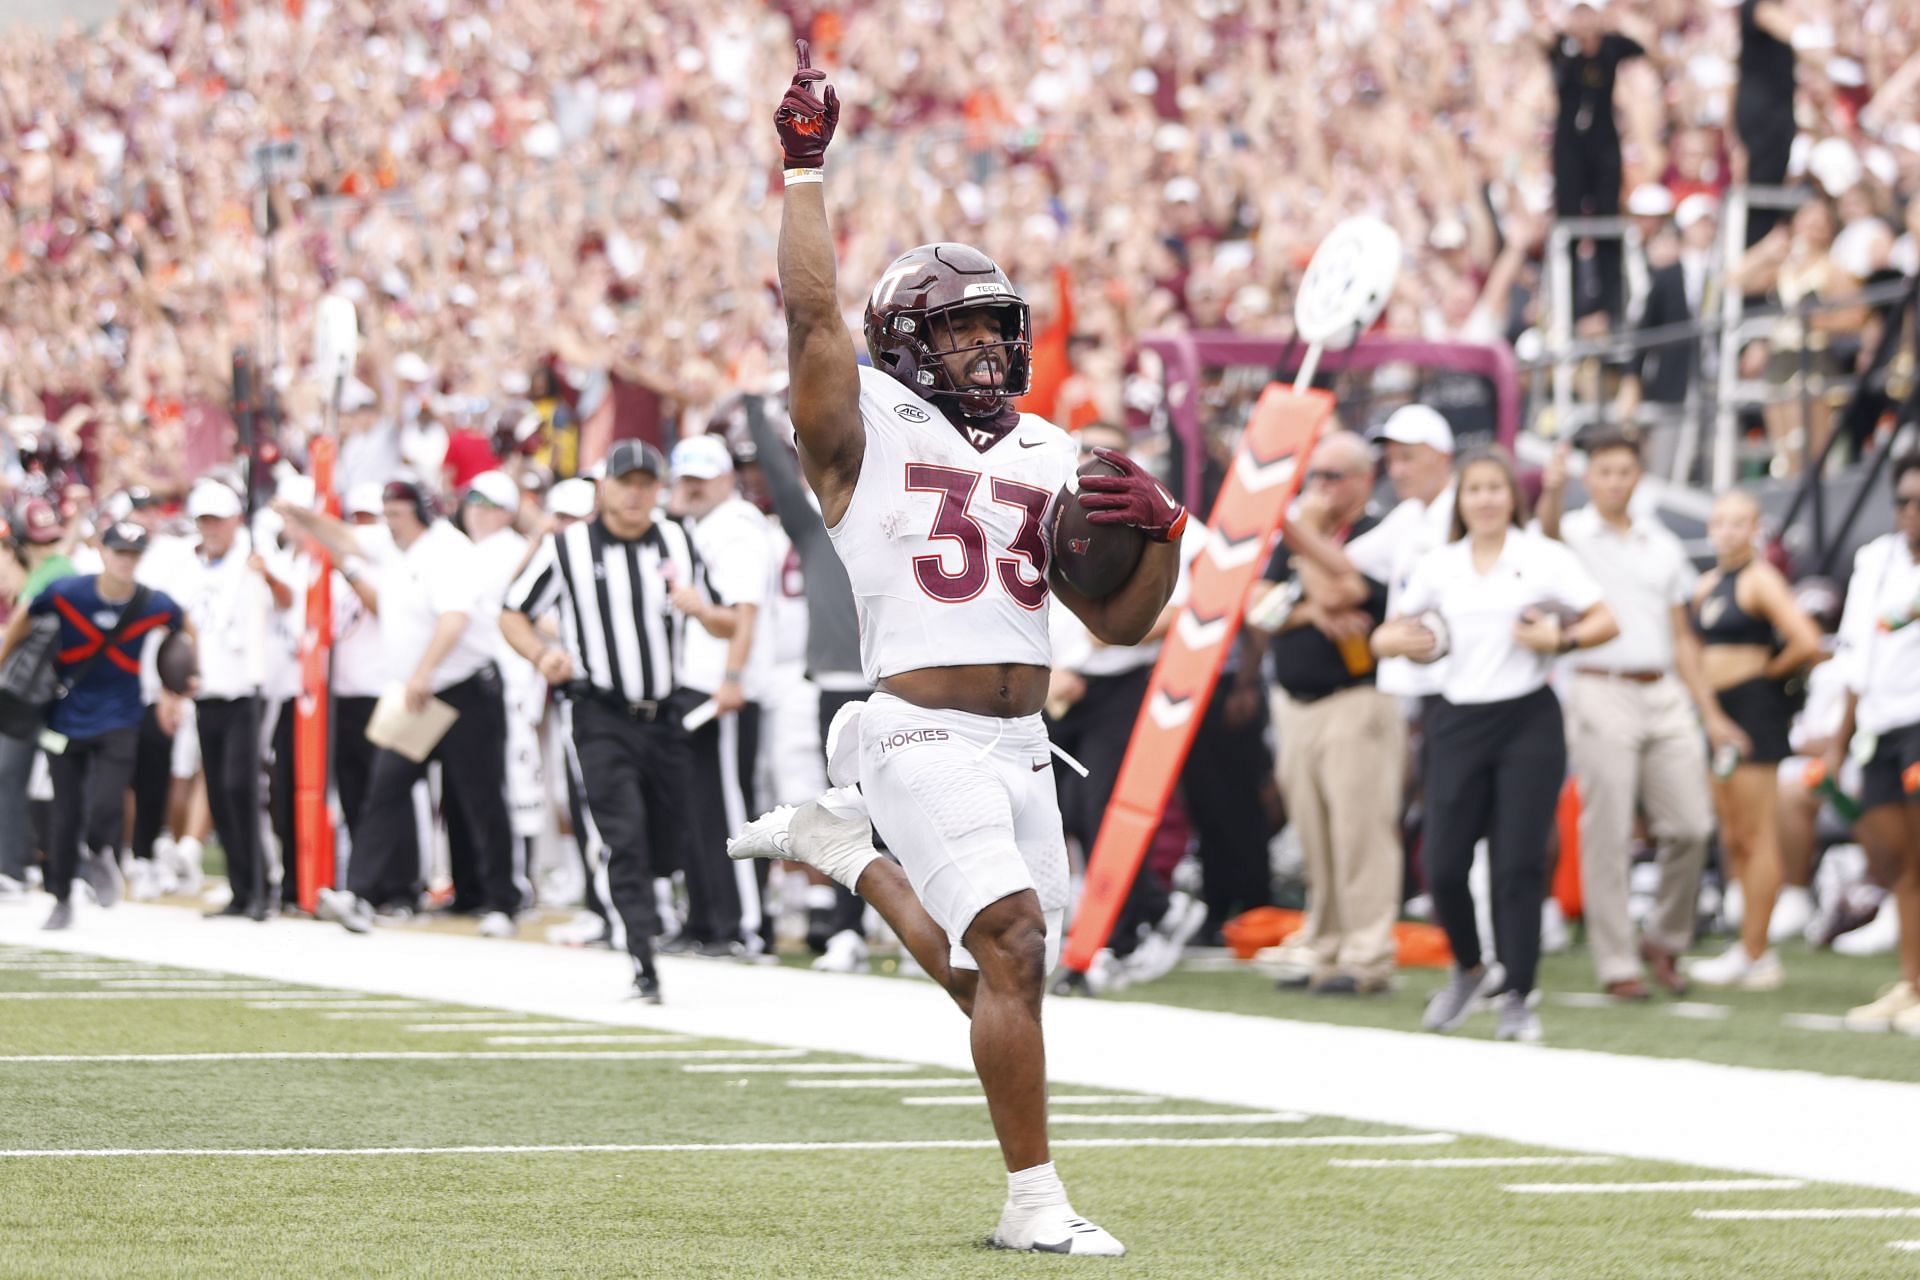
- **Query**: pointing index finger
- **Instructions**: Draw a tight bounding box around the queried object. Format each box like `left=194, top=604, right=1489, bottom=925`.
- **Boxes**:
left=795, top=39, right=811, bottom=72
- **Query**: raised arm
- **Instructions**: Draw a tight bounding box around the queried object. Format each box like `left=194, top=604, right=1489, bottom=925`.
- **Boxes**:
left=775, top=41, right=863, bottom=526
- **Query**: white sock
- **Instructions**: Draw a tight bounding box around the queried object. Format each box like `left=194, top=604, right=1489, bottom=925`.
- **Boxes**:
left=178, top=836, right=204, bottom=865
left=1007, top=1161, right=1067, bottom=1211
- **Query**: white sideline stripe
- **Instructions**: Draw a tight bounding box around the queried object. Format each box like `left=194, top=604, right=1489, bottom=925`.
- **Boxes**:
left=404, top=1023, right=606, bottom=1034
left=1666, top=1002, right=1732, bottom=1022
left=483, top=1035, right=697, bottom=1046
left=683, top=1062, right=916, bottom=1075
left=97, top=979, right=284, bottom=990
left=1505, top=1179, right=1807, bottom=1195
left=1783, top=1013, right=1850, bottom=1033
left=1050, top=1112, right=1306, bottom=1126
left=1888, top=1241, right=1920, bottom=1251
left=323, top=1011, right=496, bottom=1021
left=0, top=1134, right=1459, bottom=1160
left=0, top=1049, right=808, bottom=1064
left=249, top=1001, right=428, bottom=1012
left=788, top=1078, right=979, bottom=1090
left=1331, top=1157, right=1620, bottom=1169
left=904, top=1095, right=1160, bottom=1107
left=1694, top=1208, right=1920, bottom=1221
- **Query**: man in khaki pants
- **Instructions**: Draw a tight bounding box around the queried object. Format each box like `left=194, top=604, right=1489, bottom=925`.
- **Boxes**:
left=1539, top=431, right=1737, bottom=998
left=1248, top=432, right=1403, bottom=994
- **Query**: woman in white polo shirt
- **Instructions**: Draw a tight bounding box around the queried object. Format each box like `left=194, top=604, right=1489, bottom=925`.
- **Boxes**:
left=1373, top=450, right=1619, bottom=1042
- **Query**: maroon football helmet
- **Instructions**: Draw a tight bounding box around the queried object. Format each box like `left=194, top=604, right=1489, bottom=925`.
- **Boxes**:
left=863, top=243, right=1032, bottom=417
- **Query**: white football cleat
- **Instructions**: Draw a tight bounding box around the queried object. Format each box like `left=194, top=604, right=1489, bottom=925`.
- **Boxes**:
left=811, top=928, right=869, bottom=973
left=991, top=1202, right=1126, bottom=1256
left=728, top=797, right=879, bottom=892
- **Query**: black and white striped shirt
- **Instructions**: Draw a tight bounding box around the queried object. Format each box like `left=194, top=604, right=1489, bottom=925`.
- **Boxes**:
left=505, top=517, right=699, bottom=704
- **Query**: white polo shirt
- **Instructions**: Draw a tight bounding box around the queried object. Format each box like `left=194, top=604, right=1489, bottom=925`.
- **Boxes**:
left=331, top=526, right=394, bottom=700
left=1836, top=534, right=1920, bottom=736
left=1350, top=485, right=1456, bottom=698
left=1398, top=528, right=1604, bottom=706
left=681, top=496, right=772, bottom=696
left=370, top=521, right=493, bottom=692
left=1555, top=504, right=1694, bottom=674
left=177, top=529, right=277, bottom=700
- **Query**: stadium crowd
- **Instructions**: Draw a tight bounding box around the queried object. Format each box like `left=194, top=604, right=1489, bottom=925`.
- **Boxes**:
left=2, top=0, right=1920, bottom=1038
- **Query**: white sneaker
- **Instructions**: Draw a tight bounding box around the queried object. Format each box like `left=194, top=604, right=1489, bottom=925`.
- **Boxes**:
left=991, top=1201, right=1125, bottom=1256
left=477, top=911, right=516, bottom=939
left=1892, top=1000, right=1920, bottom=1039
left=316, top=888, right=372, bottom=935
left=545, top=911, right=611, bottom=947
left=1769, top=886, right=1815, bottom=944
left=124, top=857, right=156, bottom=902
left=1084, top=948, right=1132, bottom=996
left=1122, top=932, right=1181, bottom=985
left=1685, top=945, right=1783, bottom=991
left=167, top=838, right=205, bottom=895
left=811, top=928, right=869, bottom=973
left=1834, top=897, right=1899, bottom=957
left=1844, top=981, right=1920, bottom=1032
left=728, top=797, right=880, bottom=892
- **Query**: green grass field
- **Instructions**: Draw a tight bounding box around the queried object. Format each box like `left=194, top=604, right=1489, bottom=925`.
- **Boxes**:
left=5, top=943, right=1920, bottom=1278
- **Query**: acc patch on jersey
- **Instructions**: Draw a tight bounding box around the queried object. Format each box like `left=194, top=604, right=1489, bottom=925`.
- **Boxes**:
left=894, top=404, right=930, bottom=423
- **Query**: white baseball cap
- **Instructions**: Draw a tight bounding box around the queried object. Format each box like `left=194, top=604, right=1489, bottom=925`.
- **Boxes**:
left=187, top=479, right=244, bottom=520
left=1675, top=193, right=1719, bottom=232
left=1374, top=404, right=1456, bottom=455
left=669, top=435, right=735, bottom=481
left=344, top=482, right=385, bottom=517
left=463, top=470, right=520, bottom=510
left=547, top=478, right=597, bottom=518
left=1626, top=184, right=1675, bottom=218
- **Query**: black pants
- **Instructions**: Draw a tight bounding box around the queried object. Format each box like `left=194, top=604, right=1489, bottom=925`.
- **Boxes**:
left=348, top=667, right=517, bottom=913
left=1052, top=666, right=1167, bottom=956
left=46, top=725, right=139, bottom=903
left=198, top=697, right=264, bottom=907
left=1182, top=683, right=1275, bottom=935
left=130, top=704, right=173, bottom=861
left=1553, top=133, right=1625, bottom=323
left=559, top=701, right=612, bottom=925
left=1422, top=687, right=1566, bottom=996
left=571, top=697, right=693, bottom=966
left=264, top=697, right=296, bottom=904
left=683, top=702, right=761, bottom=946
left=817, top=686, right=872, bottom=937
left=332, top=695, right=378, bottom=835
left=1738, top=102, right=1794, bottom=245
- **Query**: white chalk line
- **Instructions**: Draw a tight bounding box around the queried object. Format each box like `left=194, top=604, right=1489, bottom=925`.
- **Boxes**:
left=248, top=1001, right=429, bottom=1012
left=97, top=979, right=285, bottom=990
left=1666, top=1002, right=1733, bottom=1022
left=1331, top=1157, right=1621, bottom=1169
left=0, top=1048, right=808, bottom=1065
left=1506, top=1179, right=1807, bottom=1195
left=483, top=1034, right=697, bottom=1046
left=13, top=970, right=185, bottom=980
left=684, top=1062, right=920, bottom=1075
left=0, top=1134, right=1460, bottom=1160
left=1782, top=1013, right=1850, bottom=1033
left=321, top=1010, right=498, bottom=1021
left=1694, top=1208, right=1920, bottom=1221
left=903, top=1095, right=1159, bottom=1107
left=0, top=991, right=358, bottom=1001
left=1050, top=1112, right=1306, bottom=1126
left=402, top=1023, right=608, bottom=1034
left=1888, top=1240, right=1920, bottom=1251
left=787, top=1077, right=980, bottom=1090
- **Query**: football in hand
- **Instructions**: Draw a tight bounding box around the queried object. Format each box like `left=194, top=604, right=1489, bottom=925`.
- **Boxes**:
left=156, top=630, right=198, bottom=695
left=1051, top=457, right=1146, bottom=600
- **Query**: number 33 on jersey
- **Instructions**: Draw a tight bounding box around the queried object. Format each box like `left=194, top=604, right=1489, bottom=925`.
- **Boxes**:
left=827, top=366, right=1078, bottom=683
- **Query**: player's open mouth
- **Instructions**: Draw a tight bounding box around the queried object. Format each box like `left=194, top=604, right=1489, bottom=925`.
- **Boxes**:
left=968, top=357, right=1004, bottom=387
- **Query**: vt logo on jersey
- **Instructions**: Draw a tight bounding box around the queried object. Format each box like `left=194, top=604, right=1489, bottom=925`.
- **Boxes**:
left=894, top=404, right=930, bottom=423
left=877, top=728, right=950, bottom=754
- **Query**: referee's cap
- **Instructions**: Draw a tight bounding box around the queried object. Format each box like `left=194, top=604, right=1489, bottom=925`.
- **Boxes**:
left=603, top=439, right=667, bottom=481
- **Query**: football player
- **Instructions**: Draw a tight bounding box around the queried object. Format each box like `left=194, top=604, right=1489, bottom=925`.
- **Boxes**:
left=731, top=42, right=1186, bottom=1256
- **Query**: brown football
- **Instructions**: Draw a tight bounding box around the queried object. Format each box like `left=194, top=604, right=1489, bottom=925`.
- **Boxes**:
left=1050, top=457, right=1146, bottom=600
left=156, top=630, right=198, bottom=696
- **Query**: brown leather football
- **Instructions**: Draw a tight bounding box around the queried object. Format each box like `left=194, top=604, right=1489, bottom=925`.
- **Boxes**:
left=1050, top=457, right=1146, bottom=599
left=155, top=630, right=198, bottom=696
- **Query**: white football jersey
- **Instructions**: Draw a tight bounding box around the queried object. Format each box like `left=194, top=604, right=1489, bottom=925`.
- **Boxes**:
left=828, top=366, right=1076, bottom=683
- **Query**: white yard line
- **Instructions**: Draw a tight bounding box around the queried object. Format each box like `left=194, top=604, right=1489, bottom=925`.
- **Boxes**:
left=0, top=1049, right=808, bottom=1065
left=483, top=1034, right=696, bottom=1046
left=8, top=904, right=1918, bottom=1194
left=1050, top=1112, right=1306, bottom=1126
left=1666, top=1002, right=1732, bottom=1021
left=0, top=1134, right=1459, bottom=1160
left=402, top=1023, right=605, bottom=1034
left=249, top=1001, right=429, bottom=1012
left=788, top=1078, right=980, bottom=1090
left=1695, top=1208, right=1920, bottom=1221
left=18, top=970, right=184, bottom=979
left=904, top=1095, right=1157, bottom=1107
left=1505, top=1179, right=1807, bottom=1195
left=96, top=979, right=284, bottom=990
left=1783, top=1014, right=1850, bottom=1033
left=682, top=1062, right=922, bottom=1074
left=1331, top=1157, right=1619, bottom=1169
left=321, top=1010, right=495, bottom=1021
left=1888, top=1241, right=1920, bottom=1251
left=0, top=992, right=365, bottom=1002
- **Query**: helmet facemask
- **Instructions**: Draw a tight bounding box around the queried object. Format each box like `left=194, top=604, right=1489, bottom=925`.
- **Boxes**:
left=881, top=299, right=1032, bottom=418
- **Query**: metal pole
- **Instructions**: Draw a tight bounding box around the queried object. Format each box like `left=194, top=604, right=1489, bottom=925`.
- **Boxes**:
left=1713, top=187, right=1748, bottom=493
left=1550, top=223, right=1574, bottom=441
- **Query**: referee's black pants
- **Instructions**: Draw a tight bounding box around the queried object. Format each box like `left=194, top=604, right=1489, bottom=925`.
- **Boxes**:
left=1422, top=687, right=1566, bottom=997
left=571, top=698, right=691, bottom=965
left=684, top=702, right=761, bottom=947
left=197, top=697, right=264, bottom=908
left=348, top=667, right=517, bottom=914
left=1051, top=666, right=1167, bottom=957
left=130, top=703, right=173, bottom=861
left=46, top=725, right=139, bottom=904
left=1182, top=682, right=1276, bottom=937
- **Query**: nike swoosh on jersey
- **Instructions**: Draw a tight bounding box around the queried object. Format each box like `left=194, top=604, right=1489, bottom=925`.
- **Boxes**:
left=1031, top=760, right=1050, bottom=772
left=1018, top=439, right=1044, bottom=449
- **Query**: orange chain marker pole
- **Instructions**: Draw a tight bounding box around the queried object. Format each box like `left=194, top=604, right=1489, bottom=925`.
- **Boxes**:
left=294, top=435, right=338, bottom=913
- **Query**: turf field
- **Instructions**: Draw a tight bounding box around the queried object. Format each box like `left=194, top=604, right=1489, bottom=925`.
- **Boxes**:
left=4, top=940, right=1919, bottom=1278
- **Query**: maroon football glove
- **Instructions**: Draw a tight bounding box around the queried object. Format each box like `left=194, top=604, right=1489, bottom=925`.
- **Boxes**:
left=1077, top=448, right=1189, bottom=543
left=775, top=40, right=839, bottom=169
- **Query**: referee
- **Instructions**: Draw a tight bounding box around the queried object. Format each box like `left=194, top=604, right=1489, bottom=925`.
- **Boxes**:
left=501, top=440, right=700, bottom=1003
